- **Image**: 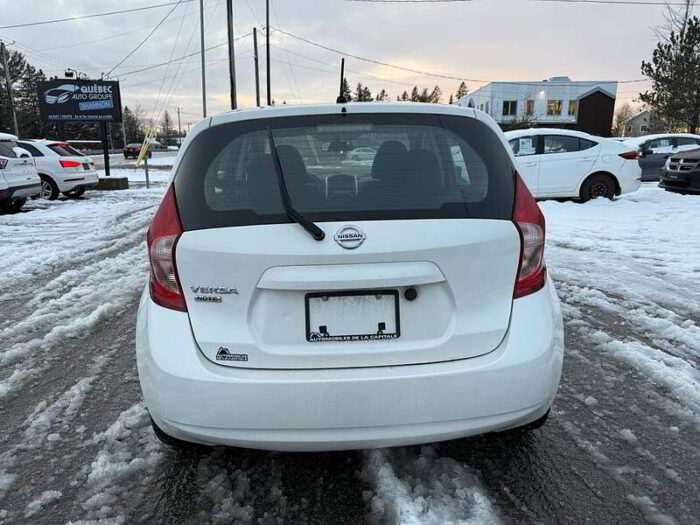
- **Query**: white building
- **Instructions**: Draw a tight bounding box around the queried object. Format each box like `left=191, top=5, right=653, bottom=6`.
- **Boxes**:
left=456, top=76, right=618, bottom=136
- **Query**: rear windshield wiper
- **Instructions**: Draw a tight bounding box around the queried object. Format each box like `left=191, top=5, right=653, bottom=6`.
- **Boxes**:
left=267, top=128, right=325, bottom=241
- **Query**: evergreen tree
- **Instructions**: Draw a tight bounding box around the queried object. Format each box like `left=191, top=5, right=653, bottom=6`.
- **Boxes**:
left=353, top=82, right=373, bottom=102
left=455, top=81, right=468, bottom=101
left=375, top=89, right=389, bottom=102
left=410, top=86, right=420, bottom=102
left=640, top=14, right=700, bottom=132
left=449, top=94, right=454, bottom=105
left=160, top=111, right=175, bottom=145
left=429, top=85, right=442, bottom=104
left=123, top=106, right=145, bottom=144
left=341, top=77, right=352, bottom=102
left=397, top=91, right=409, bottom=102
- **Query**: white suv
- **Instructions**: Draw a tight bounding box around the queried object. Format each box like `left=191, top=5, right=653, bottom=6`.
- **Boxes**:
left=17, top=139, right=98, bottom=200
left=136, top=104, right=564, bottom=451
left=505, top=128, right=642, bottom=201
left=0, top=133, right=41, bottom=212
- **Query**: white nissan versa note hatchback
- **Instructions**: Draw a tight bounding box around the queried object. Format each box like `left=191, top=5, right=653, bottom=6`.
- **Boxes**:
left=136, top=103, right=564, bottom=451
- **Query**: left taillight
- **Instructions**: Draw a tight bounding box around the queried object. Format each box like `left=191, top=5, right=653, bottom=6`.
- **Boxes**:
left=146, top=184, right=187, bottom=311
left=619, top=151, right=639, bottom=160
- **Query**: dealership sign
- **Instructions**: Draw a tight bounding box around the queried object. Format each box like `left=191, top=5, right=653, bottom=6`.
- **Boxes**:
left=38, top=80, right=123, bottom=123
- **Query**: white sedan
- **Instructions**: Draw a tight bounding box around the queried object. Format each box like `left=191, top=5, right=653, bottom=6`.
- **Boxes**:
left=505, top=128, right=641, bottom=201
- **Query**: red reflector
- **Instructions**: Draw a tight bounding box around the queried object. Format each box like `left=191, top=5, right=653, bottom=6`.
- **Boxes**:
left=512, top=172, right=546, bottom=298
left=147, top=185, right=187, bottom=312
left=619, top=151, right=639, bottom=160
left=59, top=160, right=81, bottom=168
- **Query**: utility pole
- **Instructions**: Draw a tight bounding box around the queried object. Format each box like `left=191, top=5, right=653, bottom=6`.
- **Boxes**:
left=0, top=41, right=19, bottom=136
left=266, top=0, right=271, bottom=105
left=337, top=58, right=346, bottom=103
left=176, top=107, right=182, bottom=140
left=199, top=0, right=207, bottom=117
left=253, top=27, right=260, bottom=107
left=226, top=0, right=237, bottom=110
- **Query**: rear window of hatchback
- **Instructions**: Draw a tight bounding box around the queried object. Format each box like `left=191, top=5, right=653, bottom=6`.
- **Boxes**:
left=174, top=113, right=516, bottom=231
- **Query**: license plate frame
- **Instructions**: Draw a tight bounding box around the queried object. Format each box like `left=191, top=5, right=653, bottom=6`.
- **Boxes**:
left=305, top=289, right=400, bottom=343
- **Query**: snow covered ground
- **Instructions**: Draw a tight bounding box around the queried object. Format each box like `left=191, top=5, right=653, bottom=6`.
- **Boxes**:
left=97, top=168, right=171, bottom=184
left=0, top=182, right=698, bottom=524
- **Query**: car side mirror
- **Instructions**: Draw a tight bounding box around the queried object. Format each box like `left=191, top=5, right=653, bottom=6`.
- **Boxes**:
left=640, top=148, right=650, bottom=157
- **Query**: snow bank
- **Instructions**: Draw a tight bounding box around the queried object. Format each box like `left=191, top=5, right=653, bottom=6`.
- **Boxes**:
left=362, top=447, right=501, bottom=525
left=543, top=185, right=700, bottom=419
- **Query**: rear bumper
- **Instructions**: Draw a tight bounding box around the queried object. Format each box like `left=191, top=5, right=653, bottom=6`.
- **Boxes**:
left=56, top=171, right=99, bottom=192
left=659, top=170, right=700, bottom=194
left=136, top=278, right=564, bottom=451
left=618, top=161, right=642, bottom=195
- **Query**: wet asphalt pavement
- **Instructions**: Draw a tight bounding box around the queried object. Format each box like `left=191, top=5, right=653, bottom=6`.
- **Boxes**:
left=0, top=187, right=698, bottom=524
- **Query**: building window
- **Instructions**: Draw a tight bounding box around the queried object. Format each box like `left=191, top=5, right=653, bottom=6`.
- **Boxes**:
left=626, top=125, right=632, bottom=132
left=485, top=101, right=490, bottom=114
left=640, top=125, right=648, bottom=132
left=502, top=100, right=517, bottom=116
left=526, top=100, right=534, bottom=116
left=547, top=100, right=562, bottom=116
left=568, top=100, right=577, bottom=116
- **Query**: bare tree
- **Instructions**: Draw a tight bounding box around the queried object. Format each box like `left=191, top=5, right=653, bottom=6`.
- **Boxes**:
left=653, top=0, right=696, bottom=41
left=612, top=103, right=635, bottom=136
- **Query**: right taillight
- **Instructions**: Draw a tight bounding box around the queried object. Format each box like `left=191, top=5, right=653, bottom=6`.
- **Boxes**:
left=512, top=172, right=546, bottom=298
left=619, top=150, right=639, bottom=160
left=146, top=185, right=187, bottom=311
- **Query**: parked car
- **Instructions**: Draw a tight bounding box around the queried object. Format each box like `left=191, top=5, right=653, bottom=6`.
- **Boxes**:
left=659, top=148, right=700, bottom=195
left=136, top=103, right=564, bottom=451
left=17, top=140, right=99, bottom=200
left=623, top=133, right=700, bottom=181
left=505, top=128, right=641, bottom=201
left=347, top=147, right=377, bottom=161
left=124, top=143, right=152, bottom=159
left=0, top=133, right=41, bottom=212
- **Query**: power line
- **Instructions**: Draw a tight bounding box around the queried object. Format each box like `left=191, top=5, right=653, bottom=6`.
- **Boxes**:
left=107, top=0, right=186, bottom=77
left=114, top=32, right=253, bottom=78
left=0, top=1, right=195, bottom=30
left=273, top=28, right=649, bottom=86
left=37, top=0, right=225, bottom=52
left=532, top=0, right=692, bottom=5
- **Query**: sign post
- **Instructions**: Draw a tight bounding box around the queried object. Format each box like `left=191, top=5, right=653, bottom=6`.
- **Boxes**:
left=37, top=79, right=123, bottom=179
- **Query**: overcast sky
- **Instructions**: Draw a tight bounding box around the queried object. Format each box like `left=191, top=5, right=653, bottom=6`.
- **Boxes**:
left=0, top=0, right=680, bottom=129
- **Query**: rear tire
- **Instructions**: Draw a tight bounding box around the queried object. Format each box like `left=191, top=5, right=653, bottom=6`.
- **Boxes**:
left=150, top=416, right=207, bottom=451
left=1, top=198, right=27, bottom=213
left=64, top=188, right=85, bottom=198
left=580, top=174, right=615, bottom=202
left=40, top=176, right=60, bottom=200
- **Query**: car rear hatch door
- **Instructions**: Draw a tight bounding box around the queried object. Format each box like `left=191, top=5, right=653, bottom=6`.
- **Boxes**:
left=172, top=109, right=520, bottom=370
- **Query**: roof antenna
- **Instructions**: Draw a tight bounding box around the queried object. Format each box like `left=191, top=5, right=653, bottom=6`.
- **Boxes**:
left=336, top=58, right=347, bottom=104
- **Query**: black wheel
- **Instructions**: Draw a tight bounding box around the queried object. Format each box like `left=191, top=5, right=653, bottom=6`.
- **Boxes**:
left=150, top=416, right=206, bottom=451
left=580, top=174, right=615, bottom=202
left=1, top=198, right=27, bottom=213
left=64, top=188, right=86, bottom=199
left=40, top=176, right=60, bottom=200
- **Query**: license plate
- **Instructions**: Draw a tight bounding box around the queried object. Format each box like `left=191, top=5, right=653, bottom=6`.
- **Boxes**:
left=305, top=290, right=400, bottom=342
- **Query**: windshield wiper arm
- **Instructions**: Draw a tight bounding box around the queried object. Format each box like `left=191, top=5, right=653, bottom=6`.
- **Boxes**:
left=267, top=128, right=325, bottom=241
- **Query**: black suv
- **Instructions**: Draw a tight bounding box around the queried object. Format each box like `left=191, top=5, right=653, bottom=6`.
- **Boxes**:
left=659, top=149, right=700, bottom=195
